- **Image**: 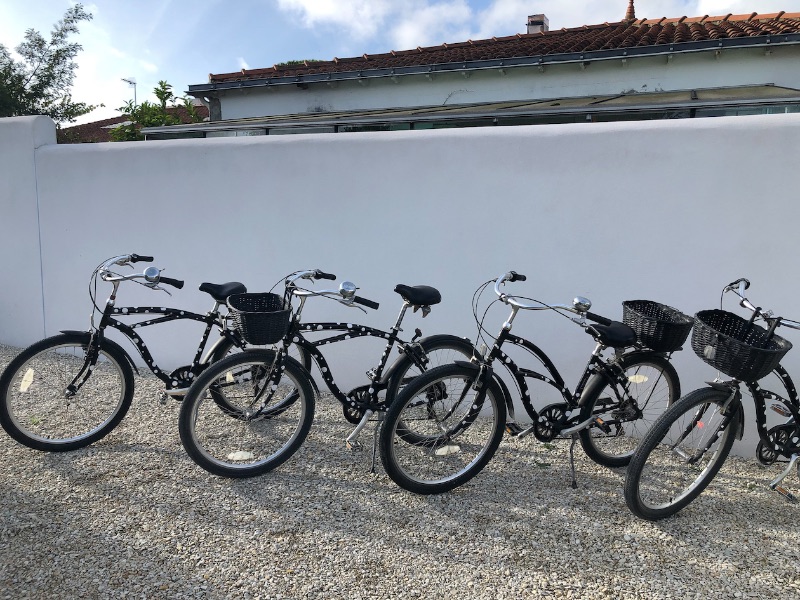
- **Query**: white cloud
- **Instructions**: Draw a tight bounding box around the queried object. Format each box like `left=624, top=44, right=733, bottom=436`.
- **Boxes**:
left=389, top=2, right=472, bottom=48
left=238, top=57, right=250, bottom=70
left=276, top=0, right=394, bottom=39
left=139, top=60, right=159, bottom=73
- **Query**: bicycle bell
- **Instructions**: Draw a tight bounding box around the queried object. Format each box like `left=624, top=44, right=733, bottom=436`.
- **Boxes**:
left=339, top=281, right=357, bottom=299
left=573, top=296, right=591, bottom=313
left=144, top=266, right=161, bottom=283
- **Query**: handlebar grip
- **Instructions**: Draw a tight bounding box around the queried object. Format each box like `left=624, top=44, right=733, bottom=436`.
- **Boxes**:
left=315, top=271, right=337, bottom=281
left=586, top=311, right=612, bottom=326
left=726, top=277, right=751, bottom=291
left=130, top=254, right=154, bottom=263
left=509, top=271, right=527, bottom=282
left=160, top=276, right=185, bottom=290
left=353, top=296, right=380, bottom=310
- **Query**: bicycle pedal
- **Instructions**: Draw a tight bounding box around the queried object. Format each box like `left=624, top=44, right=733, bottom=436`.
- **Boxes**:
left=594, top=417, right=612, bottom=434
left=772, top=485, right=797, bottom=502
left=346, top=440, right=363, bottom=452
left=505, top=422, right=523, bottom=436
left=157, top=391, right=168, bottom=406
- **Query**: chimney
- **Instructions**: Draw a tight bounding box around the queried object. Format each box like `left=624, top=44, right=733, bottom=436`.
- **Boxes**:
left=625, top=0, right=636, bottom=21
left=527, top=14, right=549, bottom=34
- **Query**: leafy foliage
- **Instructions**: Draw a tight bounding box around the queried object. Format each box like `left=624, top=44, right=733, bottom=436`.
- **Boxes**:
left=0, top=4, right=98, bottom=123
left=109, top=81, right=203, bottom=142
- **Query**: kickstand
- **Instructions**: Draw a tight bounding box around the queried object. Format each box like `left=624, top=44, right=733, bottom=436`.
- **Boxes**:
left=370, top=415, right=380, bottom=474
left=569, top=433, right=578, bottom=489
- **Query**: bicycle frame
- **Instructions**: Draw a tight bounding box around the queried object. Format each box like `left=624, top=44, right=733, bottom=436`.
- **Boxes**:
left=279, top=299, right=423, bottom=411
left=72, top=256, right=244, bottom=397
left=477, top=322, right=647, bottom=439
left=100, top=304, right=240, bottom=390
left=471, top=274, right=663, bottom=440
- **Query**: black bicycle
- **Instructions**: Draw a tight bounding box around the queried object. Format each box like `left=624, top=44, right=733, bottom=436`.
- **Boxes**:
left=379, top=271, right=688, bottom=494
left=178, top=269, right=475, bottom=477
left=0, top=254, right=252, bottom=451
left=624, top=278, right=800, bottom=520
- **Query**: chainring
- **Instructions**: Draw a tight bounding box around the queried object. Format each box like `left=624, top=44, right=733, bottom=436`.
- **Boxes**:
left=757, top=423, right=800, bottom=465
left=533, top=403, right=568, bottom=442
left=167, top=365, right=197, bottom=390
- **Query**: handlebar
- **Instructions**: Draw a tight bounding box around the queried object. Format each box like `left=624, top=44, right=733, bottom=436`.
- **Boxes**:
left=494, top=271, right=596, bottom=325
left=723, top=277, right=800, bottom=332
left=95, top=254, right=183, bottom=293
left=285, top=269, right=380, bottom=311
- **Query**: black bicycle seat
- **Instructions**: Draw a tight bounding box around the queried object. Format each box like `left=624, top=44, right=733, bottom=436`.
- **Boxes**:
left=394, top=284, right=441, bottom=306
left=199, top=282, right=247, bottom=303
left=586, top=321, right=636, bottom=349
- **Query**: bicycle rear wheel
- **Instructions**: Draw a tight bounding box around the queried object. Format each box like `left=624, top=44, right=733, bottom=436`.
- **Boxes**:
left=0, top=333, right=134, bottom=451
left=179, top=350, right=315, bottom=478
left=578, top=353, right=679, bottom=468
left=624, top=387, right=741, bottom=520
left=379, top=363, right=505, bottom=494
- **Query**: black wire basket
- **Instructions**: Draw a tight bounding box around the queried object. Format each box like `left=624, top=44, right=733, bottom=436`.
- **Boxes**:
left=227, top=293, right=291, bottom=345
left=622, top=300, right=693, bottom=353
left=691, top=309, right=792, bottom=382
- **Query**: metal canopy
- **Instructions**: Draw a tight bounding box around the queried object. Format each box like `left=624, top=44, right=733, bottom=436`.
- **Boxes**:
left=143, top=85, right=800, bottom=137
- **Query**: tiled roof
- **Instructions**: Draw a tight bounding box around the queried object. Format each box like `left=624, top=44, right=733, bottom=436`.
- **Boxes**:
left=58, top=105, right=209, bottom=143
left=208, top=12, right=800, bottom=85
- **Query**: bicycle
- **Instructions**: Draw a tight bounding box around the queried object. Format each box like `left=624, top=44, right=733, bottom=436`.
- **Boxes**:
left=624, top=278, right=800, bottom=521
left=0, top=253, right=254, bottom=452
left=379, top=270, right=688, bottom=494
left=177, top=269, right=475, bottom=478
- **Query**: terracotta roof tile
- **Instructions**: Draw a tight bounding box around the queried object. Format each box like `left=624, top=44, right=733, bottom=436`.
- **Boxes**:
left=57, top=105, right=209, bottom=143
left=208, top=12, right=800, bottom=84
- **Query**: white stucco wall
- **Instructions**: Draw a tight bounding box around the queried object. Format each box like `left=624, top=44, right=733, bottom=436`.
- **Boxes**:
left=2, top=113, right=800, bottom=456
left=215, top=45, right=800, bottom=119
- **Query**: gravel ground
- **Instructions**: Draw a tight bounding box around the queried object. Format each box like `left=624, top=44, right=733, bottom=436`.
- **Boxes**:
left=1, top=343, right=799, bottom=599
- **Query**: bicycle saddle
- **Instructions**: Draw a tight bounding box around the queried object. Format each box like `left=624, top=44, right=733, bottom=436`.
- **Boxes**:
left=199, top=282, right=247, bottom=303
left=394, top=284, right=441, bottom=307
left=586, top=321, right=637, bottom=349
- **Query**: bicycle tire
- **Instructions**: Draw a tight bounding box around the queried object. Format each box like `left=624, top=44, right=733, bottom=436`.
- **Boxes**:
left=624, top=386, right=741, bottom=520
left=179, top=349, right=315, bottom=478
left=0, top=332, right=134, bottom=451
left=379, top=363, right=505, bottom=494
left=578, top=353, right=679, bottom=468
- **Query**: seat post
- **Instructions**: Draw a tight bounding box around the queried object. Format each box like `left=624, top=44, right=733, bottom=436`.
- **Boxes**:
left=391, top=302, right=410, bottom=333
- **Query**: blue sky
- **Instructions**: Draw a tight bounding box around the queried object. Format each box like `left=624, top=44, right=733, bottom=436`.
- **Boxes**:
left=2, top=0, right=799, bottom=124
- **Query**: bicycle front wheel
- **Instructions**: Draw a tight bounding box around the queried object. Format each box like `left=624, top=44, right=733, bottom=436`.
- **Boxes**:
left=0, top=333, right=134, bottom=451
left=578, top=353, right=679, bottom=467
left=624, top=387, right=741, bottom=521
left=178, top=350, right=315, bottom=478
left=379, top=363, right=505, bottom=494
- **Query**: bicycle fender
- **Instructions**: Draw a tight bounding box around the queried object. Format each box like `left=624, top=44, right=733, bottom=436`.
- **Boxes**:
left=59, top=330, right=140, bottom=376
left=285, top=354, right=319, bottom=396
left=247, top=348, right=320, bottom=397
left=453, top=360, right=515, bottom=418
left=380, top=334, right=475, bottom=386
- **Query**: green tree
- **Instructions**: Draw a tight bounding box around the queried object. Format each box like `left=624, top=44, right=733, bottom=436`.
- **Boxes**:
left=0, top=3, right=98, bottom=123
left=110, top=80, right=202, bottom=142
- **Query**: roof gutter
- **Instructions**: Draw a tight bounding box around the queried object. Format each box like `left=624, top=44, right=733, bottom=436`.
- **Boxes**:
left=188, top=33, right=800, bottom=96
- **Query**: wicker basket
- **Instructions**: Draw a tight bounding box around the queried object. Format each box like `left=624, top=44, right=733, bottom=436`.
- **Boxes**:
left=227, top=293, right=291, bottom=345
left=622, top=300, right=693, bottom=353
left=691, top=309, right=792, bottom=381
